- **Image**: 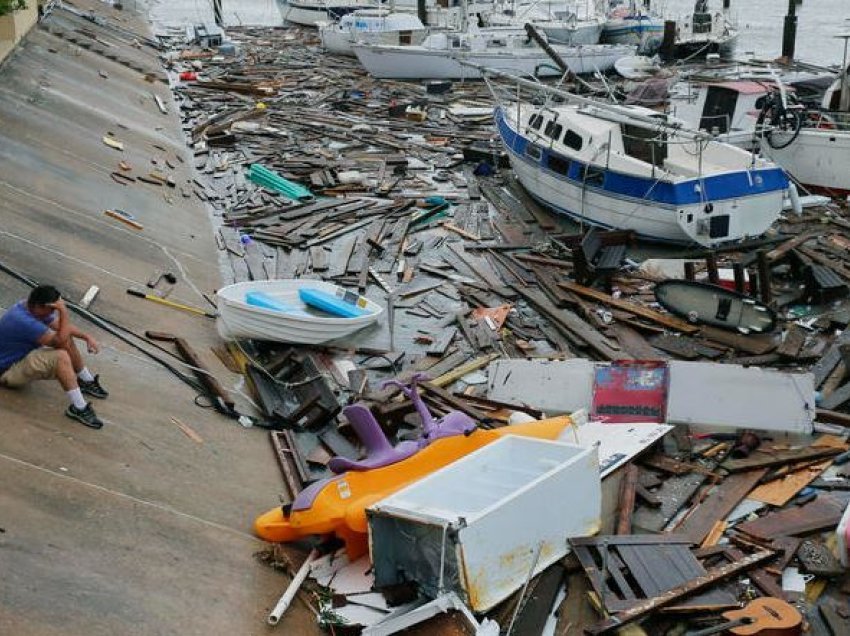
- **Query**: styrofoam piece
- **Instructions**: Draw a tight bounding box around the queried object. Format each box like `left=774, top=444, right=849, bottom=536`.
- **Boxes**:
left=725, top=499, right=767, bottom=524
left=557, top=419, right=672, bottom=478
left=666, top=361, right=815, bottom=434
left=330, top=603, right=389, bottom=627
left=487, top=359, right=594, bottom=414
left=368, top=436, right=601, bottom=612
left=346, top=592, right=390, bottom=612
left=329, top=555, right=374, bottom=595
left=837, top=500, right=850, bottom=568
left=361, top=593, right=498, bottom=636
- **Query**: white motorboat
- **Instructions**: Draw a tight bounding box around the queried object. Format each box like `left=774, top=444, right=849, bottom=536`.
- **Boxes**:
left=319, top=9, right=426, bottom=55
left=352, top=27, right=634, bottom=79
left=217, top=280, right=384, bottom=344
left=494, top=84, right=789, bottom=247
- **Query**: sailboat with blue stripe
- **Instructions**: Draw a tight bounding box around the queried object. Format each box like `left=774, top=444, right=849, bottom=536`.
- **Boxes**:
left=494, top=95, right=789, bottom=247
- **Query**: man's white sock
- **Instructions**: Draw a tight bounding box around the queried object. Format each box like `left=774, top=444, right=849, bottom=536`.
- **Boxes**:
left=67, top=388, right=87, bottom=410
left=78, top=368, right=95, bottom=383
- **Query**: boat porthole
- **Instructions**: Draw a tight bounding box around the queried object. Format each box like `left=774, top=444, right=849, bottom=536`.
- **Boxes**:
left=704, top=203, right=714, bottom=214
left=687, top=213, right=693, bottom=223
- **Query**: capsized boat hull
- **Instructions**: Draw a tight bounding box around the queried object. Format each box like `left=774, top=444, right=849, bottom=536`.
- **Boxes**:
left=654, top=279, right=777, bottom=334
left=254, top=416, right=572, bottom=557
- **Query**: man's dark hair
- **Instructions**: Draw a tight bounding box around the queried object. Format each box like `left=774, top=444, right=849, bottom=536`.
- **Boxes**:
left=28, top=285, right=61, bottom=307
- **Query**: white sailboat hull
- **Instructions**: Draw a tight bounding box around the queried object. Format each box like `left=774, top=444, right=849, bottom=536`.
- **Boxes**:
left=352, top=42, right=633, bottom=80
left=495, top=106, right=787, bottom=247
left=281, top=0, right=370, bottom=27
left=507, top=148, right=783, bottom=245
left=539, top=22, right=603, bottom=45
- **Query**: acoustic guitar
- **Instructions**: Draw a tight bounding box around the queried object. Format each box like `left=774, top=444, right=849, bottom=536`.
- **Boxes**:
left=689, top=598, right=802, bottom=636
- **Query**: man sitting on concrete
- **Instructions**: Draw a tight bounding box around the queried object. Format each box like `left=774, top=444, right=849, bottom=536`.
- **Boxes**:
left=0, top=285, right=108, bottom=429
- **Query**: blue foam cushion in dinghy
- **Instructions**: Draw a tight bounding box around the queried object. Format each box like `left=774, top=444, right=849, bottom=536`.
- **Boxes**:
left=298, top=288, right=368, bottom=318
left=245, top=291, right=296, bottom=313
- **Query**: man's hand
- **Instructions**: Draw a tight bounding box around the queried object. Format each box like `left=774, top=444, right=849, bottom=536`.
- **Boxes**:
left=83, top=334, right=100, bottom=354
left=48, top=299, right=68, bottom=314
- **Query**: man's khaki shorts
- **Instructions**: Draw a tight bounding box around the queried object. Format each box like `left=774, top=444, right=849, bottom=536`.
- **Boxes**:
left=0, top=349, right=62, bottom=388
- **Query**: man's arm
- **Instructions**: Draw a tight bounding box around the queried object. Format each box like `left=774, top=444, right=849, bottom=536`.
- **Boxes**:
left=38, top=299, right=71, bottom=347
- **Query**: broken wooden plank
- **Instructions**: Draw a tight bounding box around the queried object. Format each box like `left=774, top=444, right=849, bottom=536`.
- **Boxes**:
left=736, top=495, right=847, bottom=542
left=722, top=446, right=843, bottom=473
left=673, top=469, right=767, bottom=544
left=616, top=464, right=639, bottom=535
left=558, top=280, right=700, bottom=335
left=511, top=285, right=622, bottom=361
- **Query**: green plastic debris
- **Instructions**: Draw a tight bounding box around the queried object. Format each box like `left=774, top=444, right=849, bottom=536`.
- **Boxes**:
left=247, top=164, right=314, bottom=201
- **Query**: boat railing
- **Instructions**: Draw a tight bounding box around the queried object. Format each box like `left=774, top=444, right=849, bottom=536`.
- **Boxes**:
left=807, top=110, right=850, bottom=132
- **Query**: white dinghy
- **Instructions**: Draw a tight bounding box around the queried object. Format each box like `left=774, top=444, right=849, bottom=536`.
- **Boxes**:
left=217, top=280, right=383, bottom=344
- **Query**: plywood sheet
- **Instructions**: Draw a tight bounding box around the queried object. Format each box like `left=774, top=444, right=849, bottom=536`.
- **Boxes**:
left=748, top=460, right=832, bottom=506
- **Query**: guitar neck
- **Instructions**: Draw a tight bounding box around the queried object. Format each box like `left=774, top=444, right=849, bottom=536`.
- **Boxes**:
left=688, top=618, right=750, bottom=636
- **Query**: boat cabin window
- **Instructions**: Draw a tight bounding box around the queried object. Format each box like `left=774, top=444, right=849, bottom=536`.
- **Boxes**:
left=544, top=121, right=563, bottom=140
left=583, top=166, right=605, bottom=187
left=399, top=30, right=413, bottom=45
left=563, top=129, right=583, bottom=151
left=526, top=145, right=542, bottom=161
left=699, top=86, right=739, bottom=134
left=528, top=114, right=544, bottom=130
left=623, top=124, right=668, bottom=167
left=546, top=153, right=570, bottom=175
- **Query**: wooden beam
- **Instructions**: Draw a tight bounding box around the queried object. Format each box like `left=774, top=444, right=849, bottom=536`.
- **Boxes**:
left=558, top=280, right=699, bottom=334
left=616, top=464, right=639, bottom=535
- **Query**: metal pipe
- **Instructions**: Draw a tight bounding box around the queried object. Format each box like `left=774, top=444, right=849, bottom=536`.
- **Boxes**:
left=268, top=549, right=319, bottom=626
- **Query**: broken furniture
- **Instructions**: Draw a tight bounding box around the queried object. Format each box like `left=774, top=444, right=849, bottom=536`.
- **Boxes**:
left=566, top=228, right=632, bottom=291
left=369, top=435, right=601, bottom=612
left=570, top=535, right=737, bottom=615
left=246, top=348, right=339, bottom=430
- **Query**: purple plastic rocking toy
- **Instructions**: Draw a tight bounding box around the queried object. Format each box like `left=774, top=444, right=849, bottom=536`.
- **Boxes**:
left=327, top=373, right=477, bottom=474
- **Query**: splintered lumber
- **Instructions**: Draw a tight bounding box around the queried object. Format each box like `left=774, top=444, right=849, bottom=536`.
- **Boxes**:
left=673, top=469, right=767, bottom=544
left=430, top=353, right=500, bottom=387
left=616, top=464, right=640, bottom=535
left=722, top=445, right=843, bottom=473
left=812, top=328, right=850, bottom=388
left=512, top=285, right=621, bottom=360
left=584, top=551, right=775, bottom=635
left=748, top=460, right=832, bottom=507
left=558, top=280, right=699, bottom=334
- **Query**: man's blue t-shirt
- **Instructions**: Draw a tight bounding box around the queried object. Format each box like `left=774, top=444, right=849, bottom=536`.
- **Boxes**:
left=0, top=301, right=55, bottom=371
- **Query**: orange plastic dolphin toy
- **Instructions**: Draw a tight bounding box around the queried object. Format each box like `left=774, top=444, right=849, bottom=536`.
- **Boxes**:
left=255, top=378, right=573, bottom=558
